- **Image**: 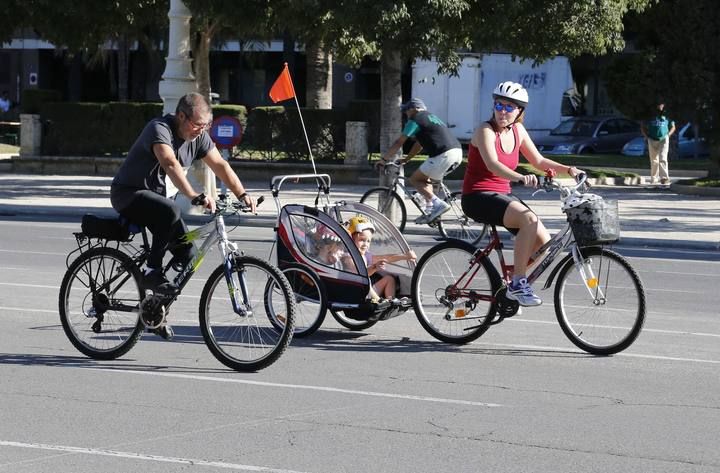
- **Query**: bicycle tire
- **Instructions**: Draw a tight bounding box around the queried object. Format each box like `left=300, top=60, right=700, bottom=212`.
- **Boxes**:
left=554, top=247, right=646, bottom=355
left=412, top=240, right=501, bottom=344
left=199, top=255, right=296, bottom=371
left=437, top=191, right=487, bottom=245
left=278, top=263, right=327, bottom=337
left=329, top=309, right=379, bottom=331
left=59, top=247, right=144, bottom=360
left=360, top=187, right=407, bottom=233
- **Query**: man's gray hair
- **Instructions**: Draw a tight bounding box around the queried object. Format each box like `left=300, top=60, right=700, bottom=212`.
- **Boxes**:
left=175, top=92, right=212, bottom=118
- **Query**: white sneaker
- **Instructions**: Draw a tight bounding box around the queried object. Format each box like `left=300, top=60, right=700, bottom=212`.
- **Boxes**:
left=505, top=278, right=542, bottom=307
left=426, top=200, right=451, bottom=222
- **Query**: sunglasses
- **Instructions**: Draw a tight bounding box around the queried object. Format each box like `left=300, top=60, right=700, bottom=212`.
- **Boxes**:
left=494, top=102, right=519, bottom=113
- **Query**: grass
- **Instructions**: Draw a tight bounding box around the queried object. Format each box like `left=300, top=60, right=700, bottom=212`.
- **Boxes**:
left=676, top=178, right=720, bottom=187
left=546, top=154, right=712, bottom=171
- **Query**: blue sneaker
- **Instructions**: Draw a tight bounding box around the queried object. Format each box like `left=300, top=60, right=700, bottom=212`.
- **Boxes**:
left=505, top=278, right=542, bottom=307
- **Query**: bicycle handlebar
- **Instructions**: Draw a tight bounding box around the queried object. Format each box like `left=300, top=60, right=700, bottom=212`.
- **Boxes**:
left=214, top=194, right=264, bottom=215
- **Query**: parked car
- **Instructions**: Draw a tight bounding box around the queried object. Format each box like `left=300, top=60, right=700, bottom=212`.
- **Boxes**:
left=534, top=116, right=641, bottom=155
left=621, top=122, right=710, bottom=158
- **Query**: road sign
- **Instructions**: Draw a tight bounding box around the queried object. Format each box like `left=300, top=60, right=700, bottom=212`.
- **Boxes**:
left=209, top=115, right=243, bottom=149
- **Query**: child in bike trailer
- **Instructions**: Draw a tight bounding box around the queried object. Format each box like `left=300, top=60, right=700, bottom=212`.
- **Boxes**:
left=345, top=216, right=416, bottom=303
left=312, top=223, right=346, bottom=270
left=461, top=81, right=583, bottom=307
left=378, top=98, right=463, bottom=224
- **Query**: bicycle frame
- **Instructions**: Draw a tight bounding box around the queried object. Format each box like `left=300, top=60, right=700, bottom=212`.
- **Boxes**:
left=382, top=163, right=451, bottom=212
left=449, top=220, right=604, bottom=306
left=167, top=210, right=256, bottom=316
left=79, top=204, right=254, bottom=318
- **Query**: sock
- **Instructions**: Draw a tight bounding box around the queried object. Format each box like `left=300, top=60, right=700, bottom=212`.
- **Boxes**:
left=430, top=195, right=441, bottom=204
left=511, top=275, right=526, bottom=287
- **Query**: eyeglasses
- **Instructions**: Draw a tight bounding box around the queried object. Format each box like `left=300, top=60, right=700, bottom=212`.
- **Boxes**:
left=184, top=113, right=212, bottom=130
left=189, top=119, right=212, bottom=130
left=494, top=102, right=519, bottom=113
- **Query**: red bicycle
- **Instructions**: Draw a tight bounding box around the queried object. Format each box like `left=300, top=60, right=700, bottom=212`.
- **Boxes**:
left=411, top=172, right=646, bottom=355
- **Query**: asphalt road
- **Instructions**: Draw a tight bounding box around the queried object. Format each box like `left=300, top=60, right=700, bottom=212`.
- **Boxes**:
left=1, top=216, right=719, bottom=473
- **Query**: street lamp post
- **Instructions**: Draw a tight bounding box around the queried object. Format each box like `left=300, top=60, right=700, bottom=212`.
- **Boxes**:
left=159, top=0, right=215, bottom=211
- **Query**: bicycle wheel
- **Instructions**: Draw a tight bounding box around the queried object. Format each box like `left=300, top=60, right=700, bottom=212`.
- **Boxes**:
left=279, top=263, right=327, bottom=337
left=329, top=308, right=379, bottom=331
left=59, top=247, right=144, bottom=360
left=412, top=240, right=501, bottom=344
left=554, top=247, right=646, bottom=355
left=199, top=255, right=296, bottom=371
left=437, top=191, right=487, bottom=245
left=360, top=187, right=407, bottom=232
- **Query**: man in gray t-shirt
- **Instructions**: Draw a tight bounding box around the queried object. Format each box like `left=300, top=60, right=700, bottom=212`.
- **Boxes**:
left=110, top=93, right=256, bottom=301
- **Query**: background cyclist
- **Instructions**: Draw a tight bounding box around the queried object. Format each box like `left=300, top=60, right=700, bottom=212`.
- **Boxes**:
left=378, top=98, right=463, bottom=223
left=461, top=81, right=582, bottom=306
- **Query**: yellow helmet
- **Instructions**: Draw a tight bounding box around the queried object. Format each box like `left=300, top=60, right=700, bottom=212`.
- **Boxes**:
left=346, top=216, right=375, bottom=234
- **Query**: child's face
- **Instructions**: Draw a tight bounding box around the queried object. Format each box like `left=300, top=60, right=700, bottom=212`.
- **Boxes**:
left=318, top=241, right=341, bottom=263
left=352, top=230, right=373, bottom=254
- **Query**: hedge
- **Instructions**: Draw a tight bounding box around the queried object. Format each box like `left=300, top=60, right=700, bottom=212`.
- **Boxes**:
left=41, top=102, right=163, bottom=156
left=37, top=100, right=377, bottom=159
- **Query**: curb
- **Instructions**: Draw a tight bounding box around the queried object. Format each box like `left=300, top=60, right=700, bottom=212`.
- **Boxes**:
left=671, top=183, right=720, bottom=197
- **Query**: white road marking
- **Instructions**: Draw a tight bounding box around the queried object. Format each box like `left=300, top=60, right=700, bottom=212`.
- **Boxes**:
left=0, top=306, right=56, bottom=314
left=0, top=440, right=309, bottom=472
left=97, top=368, right=502, bottom=407
left=0, top=249, right=66, bottom=256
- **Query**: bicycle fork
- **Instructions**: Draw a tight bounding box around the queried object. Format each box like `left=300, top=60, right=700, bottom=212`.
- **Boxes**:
left=571, top=246, right=606, bottom=304
left=224, top=256, right=253, bottom=317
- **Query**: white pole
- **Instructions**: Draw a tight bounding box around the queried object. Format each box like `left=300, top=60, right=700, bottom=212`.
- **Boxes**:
left=292, top=95, right=317, bottom=175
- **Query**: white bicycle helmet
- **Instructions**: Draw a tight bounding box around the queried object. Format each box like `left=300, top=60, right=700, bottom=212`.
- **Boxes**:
left=493, top=81, right=529, bottom=108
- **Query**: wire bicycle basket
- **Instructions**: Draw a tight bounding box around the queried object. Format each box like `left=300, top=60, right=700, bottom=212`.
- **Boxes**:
left=564, top=198, right=620, bottom=246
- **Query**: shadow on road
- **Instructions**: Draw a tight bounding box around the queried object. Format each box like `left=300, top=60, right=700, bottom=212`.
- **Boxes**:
left=292, top=329, right=592, bottom=358
left=0, top=352, right=235, bottom=374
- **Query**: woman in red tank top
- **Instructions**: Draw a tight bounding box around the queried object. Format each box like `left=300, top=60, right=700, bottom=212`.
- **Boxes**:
left=461, top=81, right=582, bottom=307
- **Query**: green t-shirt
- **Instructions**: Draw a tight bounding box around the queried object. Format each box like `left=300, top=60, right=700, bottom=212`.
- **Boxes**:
left=645, top=114, right=674, bottom=141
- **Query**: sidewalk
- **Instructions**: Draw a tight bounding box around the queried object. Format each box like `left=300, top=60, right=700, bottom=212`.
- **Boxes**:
left=0, top=172, right=718, bottom=251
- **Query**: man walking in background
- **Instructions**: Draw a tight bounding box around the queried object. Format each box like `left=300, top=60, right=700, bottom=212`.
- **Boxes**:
left=642, top=101, right=675, bottom=185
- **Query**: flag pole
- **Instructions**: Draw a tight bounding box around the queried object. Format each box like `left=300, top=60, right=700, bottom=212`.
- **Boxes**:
left=292, top=93, right=317, bottom=174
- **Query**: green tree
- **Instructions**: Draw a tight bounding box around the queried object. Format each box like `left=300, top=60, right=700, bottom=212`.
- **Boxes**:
left=603, top=0, right=719, bottom=175
left=182, top=0, right=273, bottom=101
left=331, top=0, right=652, bottom=160
left=270, top=0, right=343, bottom=109
left=0, top=0, right=168, bottom=101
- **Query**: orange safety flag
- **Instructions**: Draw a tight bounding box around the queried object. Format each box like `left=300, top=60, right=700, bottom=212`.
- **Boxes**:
left=269, top=63, right=296, bottom=103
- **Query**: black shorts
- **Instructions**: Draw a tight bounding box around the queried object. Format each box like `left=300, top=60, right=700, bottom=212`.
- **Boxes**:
left=461, top=191, right=532, bottom=235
